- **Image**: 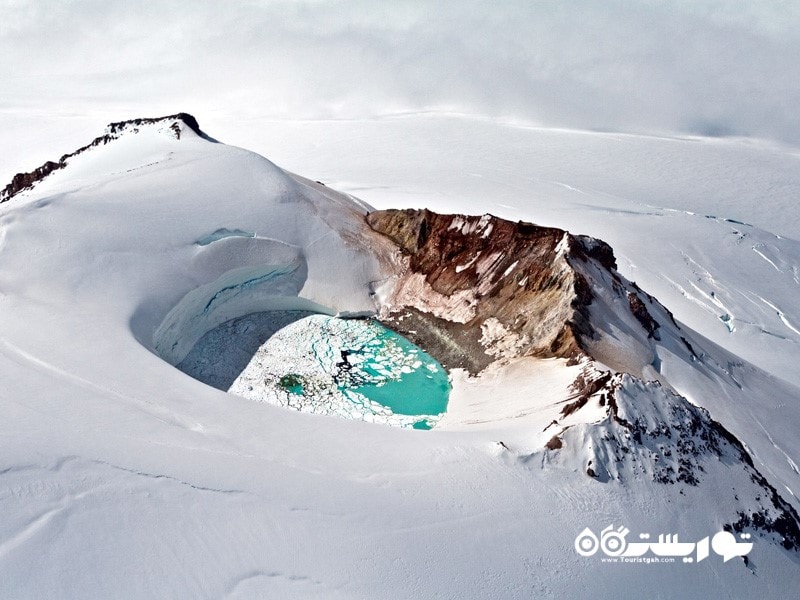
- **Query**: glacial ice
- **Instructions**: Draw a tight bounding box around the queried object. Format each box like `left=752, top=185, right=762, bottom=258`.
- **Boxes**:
left=195, top=228, right=256, bottom=246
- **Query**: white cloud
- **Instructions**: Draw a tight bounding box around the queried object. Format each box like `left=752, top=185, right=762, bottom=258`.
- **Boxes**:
left=1, top=0, right=800, bottom=144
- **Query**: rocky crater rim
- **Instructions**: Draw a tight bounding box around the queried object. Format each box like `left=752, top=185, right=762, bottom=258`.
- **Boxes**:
left=1, top=112, right=208, bottom=202
left=365, top=208, right=625, bottom=373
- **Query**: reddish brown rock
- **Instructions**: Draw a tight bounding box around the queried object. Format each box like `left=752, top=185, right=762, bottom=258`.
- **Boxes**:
left=366, top=209, right=617, bottom=372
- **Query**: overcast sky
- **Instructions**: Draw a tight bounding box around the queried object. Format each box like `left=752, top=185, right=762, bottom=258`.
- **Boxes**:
left=2, top=0, right=800, bottom=179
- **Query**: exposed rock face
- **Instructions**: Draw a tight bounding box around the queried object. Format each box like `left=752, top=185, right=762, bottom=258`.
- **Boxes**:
left=561, top=368, right=614, bottom=417
left=1, top=161, right=65, bottom=204
left=367, top=209, right=618, bottom=372
left=548, top=372, right=800, bottom=551
left=628, top=291, right=661, bottom=340
left=1, top=113, right=205, bottom=202
left=105, top=113, right=203, bottom=137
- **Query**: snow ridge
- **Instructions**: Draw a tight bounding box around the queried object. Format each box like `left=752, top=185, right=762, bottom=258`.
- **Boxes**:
left=545, top=371, right=800, bottom=551
left=0, top=113, right=207, bottom=202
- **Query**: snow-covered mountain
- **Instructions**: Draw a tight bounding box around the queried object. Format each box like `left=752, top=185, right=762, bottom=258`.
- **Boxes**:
left=1, top=114, right=798, bottom=598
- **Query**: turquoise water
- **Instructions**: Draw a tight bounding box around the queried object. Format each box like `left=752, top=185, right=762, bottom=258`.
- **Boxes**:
left=184, top=311, right=451, bottom=429
left=278, top=373, right=305, bottom=395
left=343, top=322, right=450, bottom=421
left=301, top=317, right=451, bottom=428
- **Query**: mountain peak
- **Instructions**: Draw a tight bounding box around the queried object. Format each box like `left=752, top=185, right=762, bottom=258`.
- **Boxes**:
left=0, top=112, right=209, bottom=202
left=104, top=112, right=205, bottom=138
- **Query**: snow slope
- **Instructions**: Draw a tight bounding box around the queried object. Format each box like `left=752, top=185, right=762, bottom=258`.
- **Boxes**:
left=1, top=115, right=799, bottom=599
left=243, top=115, right=800, bottom=390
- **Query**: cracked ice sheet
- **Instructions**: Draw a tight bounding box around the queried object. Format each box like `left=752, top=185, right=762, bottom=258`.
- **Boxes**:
left=216, top=314, right=447, bottom=428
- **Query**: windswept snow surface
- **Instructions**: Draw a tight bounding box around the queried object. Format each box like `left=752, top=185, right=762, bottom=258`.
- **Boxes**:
left=246, top=115, right=800, bottom=389
left=1, top=116, right=799, bottom=598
